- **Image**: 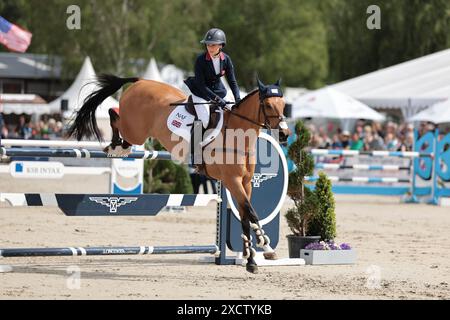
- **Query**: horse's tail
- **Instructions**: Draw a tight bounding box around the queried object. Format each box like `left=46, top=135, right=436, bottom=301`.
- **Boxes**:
left=67, top=74, right=140, bottom=141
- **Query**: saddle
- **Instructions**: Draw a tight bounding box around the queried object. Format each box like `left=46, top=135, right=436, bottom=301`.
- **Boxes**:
left=184, top=95, right=221, bottom=131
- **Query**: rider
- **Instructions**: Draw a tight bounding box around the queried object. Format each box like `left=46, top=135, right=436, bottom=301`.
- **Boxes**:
left=184, top=28, right=241, bottom=135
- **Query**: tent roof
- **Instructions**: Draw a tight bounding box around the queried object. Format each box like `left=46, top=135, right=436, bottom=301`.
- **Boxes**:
left=142, top=58, right=163, bottom=82
left=0, top=53, right=62, bottom=79
left=48, top=57, right=119, bottom=118
left=330, top=48, right=450, bottom=116
left=284, top=87, right=309, bottom=105
left=409, top=98, right=450, bottom=124
left=0, top=94, right=51, bottom=115
left=292, top=87, right=384, bottom=121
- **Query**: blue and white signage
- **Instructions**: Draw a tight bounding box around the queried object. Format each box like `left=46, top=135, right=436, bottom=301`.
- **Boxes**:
left=10, top=161, right=64, bottom=179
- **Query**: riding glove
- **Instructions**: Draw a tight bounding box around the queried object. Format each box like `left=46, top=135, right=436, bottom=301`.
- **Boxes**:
left=214, top=96, right=227, bottom=109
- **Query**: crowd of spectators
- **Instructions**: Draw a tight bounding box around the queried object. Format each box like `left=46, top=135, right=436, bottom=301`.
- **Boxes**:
left=307, top=120, right=438, bottom=151
left=0, top=115, right=64, bottom=140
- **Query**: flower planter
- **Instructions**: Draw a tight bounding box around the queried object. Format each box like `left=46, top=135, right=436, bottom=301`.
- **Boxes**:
left=300, top=249, right=356, bottom=265
left=286, top=235, right=320, bottom=258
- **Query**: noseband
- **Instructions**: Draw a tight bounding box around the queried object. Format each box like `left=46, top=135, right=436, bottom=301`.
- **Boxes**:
left=259, top=99, right=286, bottom=130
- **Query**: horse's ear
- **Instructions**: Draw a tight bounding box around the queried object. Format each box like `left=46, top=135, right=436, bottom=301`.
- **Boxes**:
left=275, top=78, right=282, bottom=87
left=257, top=76, right=265, bottom=92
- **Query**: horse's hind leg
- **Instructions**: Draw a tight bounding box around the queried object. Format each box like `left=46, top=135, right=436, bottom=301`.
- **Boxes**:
left=104, top=108, right=131, bottom=157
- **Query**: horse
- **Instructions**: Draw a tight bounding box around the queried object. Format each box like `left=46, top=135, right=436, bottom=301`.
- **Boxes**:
left=67, top=74, right=291, bottom=273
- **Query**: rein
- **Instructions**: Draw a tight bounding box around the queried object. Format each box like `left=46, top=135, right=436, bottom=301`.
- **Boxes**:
left=226, top=96, right=285, bottom=130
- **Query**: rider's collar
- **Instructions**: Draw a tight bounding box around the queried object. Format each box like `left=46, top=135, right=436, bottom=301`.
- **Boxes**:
left=206, top=52, right=225, bottom=61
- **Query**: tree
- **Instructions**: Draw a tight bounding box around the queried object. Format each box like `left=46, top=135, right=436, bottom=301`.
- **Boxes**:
left=285, top=120, right=317, bottom=237
left=309, top=171, right=336, bottom=241
left=212, top=0, right=328, bottom=89
left=323, top=0, right=450, bottom=83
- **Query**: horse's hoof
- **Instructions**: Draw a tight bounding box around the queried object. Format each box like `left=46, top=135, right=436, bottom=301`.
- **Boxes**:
left=263, top=252, right=278, bottom=260
left=118, top=147, right=131, bottom=157
left=246, top=263, right=259, bottom=274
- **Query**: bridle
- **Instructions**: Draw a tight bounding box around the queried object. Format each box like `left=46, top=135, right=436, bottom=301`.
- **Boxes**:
left=259, top=98, right=286, bottom=130
left=225, top=91, right=286, bottom=130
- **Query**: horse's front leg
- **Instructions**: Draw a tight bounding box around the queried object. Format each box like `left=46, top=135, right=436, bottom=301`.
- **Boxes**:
left=223, top=176, right=258, bottom=273
left=242, top=174, right=277, bottom=260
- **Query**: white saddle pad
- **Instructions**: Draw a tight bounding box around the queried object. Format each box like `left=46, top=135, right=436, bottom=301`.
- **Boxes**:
left=167, top=103, right=195, bottom=142
left=167, top=101, right=223, bottom=146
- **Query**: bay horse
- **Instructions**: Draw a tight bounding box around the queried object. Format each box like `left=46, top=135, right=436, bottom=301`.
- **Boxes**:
left=67, top=74, right=290, bottom=273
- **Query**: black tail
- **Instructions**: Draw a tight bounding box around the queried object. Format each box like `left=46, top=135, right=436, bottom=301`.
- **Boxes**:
left=67, top=74, right=139, bottom=141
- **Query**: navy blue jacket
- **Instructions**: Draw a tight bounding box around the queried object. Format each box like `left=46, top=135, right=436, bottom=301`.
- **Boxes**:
left=184, top=51, right=240, bottom=102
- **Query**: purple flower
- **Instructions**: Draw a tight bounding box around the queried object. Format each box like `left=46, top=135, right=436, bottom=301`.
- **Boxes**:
left=304, top=241, right=352, bottom=250
left=305, top=242, right=326, bottom=250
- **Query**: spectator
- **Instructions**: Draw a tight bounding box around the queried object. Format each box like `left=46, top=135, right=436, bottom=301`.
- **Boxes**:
left=363, top=125, right=372, bottom=139
left=397, top=134, right=407, bottom=152
left=340, top=130, right=351, bottom=149
left=372, top=121, right=384, bottom=139
left=363, top=130, right=384, bottom=150
left=0, top=107, right=4, bottom=137
left=310, top=134, right=322, bottom=148
left=384, top=132, right=399, bottom=151
left=355, top=120, right=365, bottom=137
left=350, top=132, right=363, bottom=150
left=317, top=135, right=330, bottom=149
left=406, top=123, right=414, bottom=136
left=417, top=122, right=427, bottom=137
left=331, top=134, right=343, bottom=149
left=385, top=121, right=397, bottom=135
left=15, top=115, right=32, bottom=139
left=307, top=123, right=316, bottom=136
left=314, top=135, right=325, bottom=149
left=318, top=126, right=331, bottom=148
left=404, top=132, right=414, bottom=151
left=1, top=124, right=7, bottom=139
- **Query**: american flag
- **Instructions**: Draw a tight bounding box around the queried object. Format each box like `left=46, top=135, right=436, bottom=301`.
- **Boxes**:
left=0, top=16, right=32, bottom=53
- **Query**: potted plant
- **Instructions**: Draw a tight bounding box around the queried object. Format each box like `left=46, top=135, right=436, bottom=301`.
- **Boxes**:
left=285, top=121, right=320, bottom=258
left=299, top=171, right=356, bottom=265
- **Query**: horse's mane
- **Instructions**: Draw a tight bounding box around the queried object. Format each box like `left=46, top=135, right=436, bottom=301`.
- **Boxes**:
left=234, top=89, right=259, bottom=108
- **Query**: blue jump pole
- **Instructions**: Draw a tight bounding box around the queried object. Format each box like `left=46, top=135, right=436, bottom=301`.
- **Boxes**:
left=311, top=149, right=433, bottom=158
left=0, top=245, right=218, bottom=257
left=0, top=147, right=172, bottom=160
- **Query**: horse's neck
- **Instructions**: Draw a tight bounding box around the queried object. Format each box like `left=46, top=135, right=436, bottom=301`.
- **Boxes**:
left=225, top=94, right=261, bottom=132
left=222, top=93, right=261, bottom=151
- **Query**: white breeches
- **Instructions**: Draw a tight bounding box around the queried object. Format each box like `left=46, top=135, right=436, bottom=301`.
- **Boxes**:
left=191, top=94, right=210, bottom=129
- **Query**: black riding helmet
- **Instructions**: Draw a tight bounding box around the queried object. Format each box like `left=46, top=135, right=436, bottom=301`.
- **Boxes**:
left=200, top=28, right=226, bottom=47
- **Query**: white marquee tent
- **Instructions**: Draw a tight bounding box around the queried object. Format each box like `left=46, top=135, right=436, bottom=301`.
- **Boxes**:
left=409, top=98, right=450, bottom=124
left=331, top=48, right=450, bottom=119
left=142, top=58, right=163, bottom=82
left=49, top=57, right=119, bottom=119
left=292, top=87, right=385, bottom=121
